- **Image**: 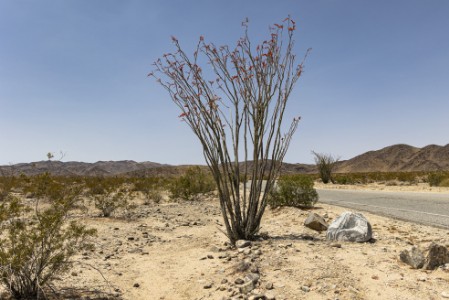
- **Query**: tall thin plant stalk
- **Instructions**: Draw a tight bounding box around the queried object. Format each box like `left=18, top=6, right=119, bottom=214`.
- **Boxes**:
left=150, top=17, right=309, bottom=244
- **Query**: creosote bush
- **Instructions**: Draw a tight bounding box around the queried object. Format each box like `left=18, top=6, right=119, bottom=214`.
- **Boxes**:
left=268, top=174, right=318, bottom=208
left=0, top=177, right=96, bottom=300
left=132, top=177, right=168, bottom=204
left=169, top=166, right=216, bottom=201
left=428, top=172, right=447, bottom=187
left=93, top=187, right=133, bottom=217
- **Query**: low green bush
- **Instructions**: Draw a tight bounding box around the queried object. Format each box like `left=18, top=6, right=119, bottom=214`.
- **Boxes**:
left=268, top=174, right=318, bottom=208
left=0, top=183, right=96, bottom=299
left=93, top=187, right=133, bottom=217
left=438, top=178, right=449, bottom=187
left=168, top=166, right=216, bottom=201
left=428, top=172, right=446, bottom=187
left=132, top=177, right=167, bottom=204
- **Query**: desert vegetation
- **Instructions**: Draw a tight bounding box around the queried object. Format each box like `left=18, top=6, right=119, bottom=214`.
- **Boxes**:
left=312, top=151, right=339, bottom=184
left=268, top=174, right=318, bottom=208
left=150, top=17, right=310, bottom=243
left=0, top=173, right=96, bottom=299
left=1, top=170, right=448, bottom=299
left=331, top=170, right=449, bottom=187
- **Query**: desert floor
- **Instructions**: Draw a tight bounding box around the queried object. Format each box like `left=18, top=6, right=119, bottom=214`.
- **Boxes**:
left=2, top=185, right=449, bottom=300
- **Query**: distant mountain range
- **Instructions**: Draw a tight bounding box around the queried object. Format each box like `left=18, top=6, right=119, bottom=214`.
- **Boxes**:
left=1, top=143, right=448, bottom=177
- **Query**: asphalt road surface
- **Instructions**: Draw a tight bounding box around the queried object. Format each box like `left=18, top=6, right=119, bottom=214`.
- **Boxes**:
left=317, top=189, right=449, bottom=229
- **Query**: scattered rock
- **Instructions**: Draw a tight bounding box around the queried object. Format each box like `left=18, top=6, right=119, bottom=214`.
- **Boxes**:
left=239, top=280, right=256, bottom=294
left=249, top=295, right=267, bottom=300
left=209, top=245, right=221, bottom=252
left=203, top=282, right=213, bottom=289
left=234, top=261, right=252, bottom=273
left=243, top=248, right=252, bottom=255
left=133, top=283, right=140, bottom=288
left=441, top=291, right=449, bottom=298
left=301, top=286, right=310, bottom=292
left=235, top=278, right=244, bottom=285
left=423, top=243, right=449, bottom=270
left=254, top=249, right=262, bottom=256
left=326, top=212, right=373, bottom=242
left=304, top=212, right=328, bottom=232
left=236, top=240, right=252, bottom=248
left=265, top=292, right=276, bottom=300
left=265, top=282, right=274, bottom=290
left=400, top=246, right=425, bottom=269
left=244, top=272, right=260, bottom=284
left=417, top=276, right=427, bottom=282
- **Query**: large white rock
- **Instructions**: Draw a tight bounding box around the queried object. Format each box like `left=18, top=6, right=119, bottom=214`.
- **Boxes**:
left=326, top=212, right=373, bottom=242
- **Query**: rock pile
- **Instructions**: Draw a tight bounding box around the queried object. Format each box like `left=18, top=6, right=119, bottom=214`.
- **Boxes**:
left=400, top=242, right=449, bottom=270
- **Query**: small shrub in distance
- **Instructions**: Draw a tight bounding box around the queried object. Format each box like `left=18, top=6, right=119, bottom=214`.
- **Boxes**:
left=268, top=174, right=318, bottom=208
left=333, top=174, right=356, bottom=185
left=312, top=151, right=339, bottom=184
left=428, top=172, right=446, bottom=187
left=144, top=189, right=164, bottom=204
left=94, top=187, right=132, bottom=217
left=438, top=178, right=449, bottom=187
left=169, top=166, right=216, bottom=201
left=132, top=177, right=166, bottom=204
left=0, top=183, right=96, bottom=299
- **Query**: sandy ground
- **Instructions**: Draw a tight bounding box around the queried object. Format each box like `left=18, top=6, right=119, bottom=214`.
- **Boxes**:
left=2, top=185, right=449, bottom=300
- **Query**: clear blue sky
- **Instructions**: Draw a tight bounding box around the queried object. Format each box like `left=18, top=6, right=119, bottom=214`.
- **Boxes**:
left=1, top=0, right=448, bottom=165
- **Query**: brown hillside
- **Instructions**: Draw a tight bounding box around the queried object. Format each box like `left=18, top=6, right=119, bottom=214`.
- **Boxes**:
left=336, top=144, right=449, bottom=173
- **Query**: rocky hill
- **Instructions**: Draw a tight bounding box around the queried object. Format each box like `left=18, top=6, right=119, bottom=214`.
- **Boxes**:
left=1, top=143, right=448, bottom=176
left=0, top=160, right=167, bottom=177
left=335, top=144, right=449, bottom=173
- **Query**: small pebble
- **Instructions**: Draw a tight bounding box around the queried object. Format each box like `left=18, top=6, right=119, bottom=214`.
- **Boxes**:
left=203, top=283, right=213, bottom=289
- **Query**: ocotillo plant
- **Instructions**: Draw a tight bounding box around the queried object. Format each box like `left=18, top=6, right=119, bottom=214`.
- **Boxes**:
left=150, top=17, right=310, bottom=244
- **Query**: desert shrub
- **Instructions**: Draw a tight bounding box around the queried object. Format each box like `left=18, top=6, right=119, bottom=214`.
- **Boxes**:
left=132, top=177, right=167, bottom=204
left=168, top=166, right=216, bottom=201
left=439, top=178, right=449, bottom=187
left=94, top=187, right=133, bottom=217
left=0, top=176, right=15, bottom=202
left=0, top=186, right=96, bottom=299
left=83, top=177, right=132, bottom=217
left=333, top=174, right=356, bottom=185
left=332, top=172, right=423, bottom=185
left=268, top=174, right=318, bottom=208
left=142, top=189, right=163, bottom=204
left=428, top=172, right=445, bottom=187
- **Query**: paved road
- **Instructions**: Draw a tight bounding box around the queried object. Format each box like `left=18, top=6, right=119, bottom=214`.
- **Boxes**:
left=317, top=189, right=449, bottom=229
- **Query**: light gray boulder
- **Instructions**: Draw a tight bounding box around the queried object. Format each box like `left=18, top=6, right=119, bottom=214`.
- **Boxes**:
left=326, top=212, right=372, bottom=242
left=304, top=212, right=328, bottom=232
